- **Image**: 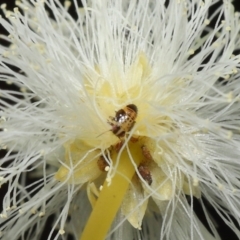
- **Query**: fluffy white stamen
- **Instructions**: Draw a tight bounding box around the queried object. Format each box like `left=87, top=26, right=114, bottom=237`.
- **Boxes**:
left=0, top=0, right=240, bottom=240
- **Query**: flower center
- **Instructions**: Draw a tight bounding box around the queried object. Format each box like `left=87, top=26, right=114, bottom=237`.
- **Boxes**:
left=54, top=53, right=201, bottom=239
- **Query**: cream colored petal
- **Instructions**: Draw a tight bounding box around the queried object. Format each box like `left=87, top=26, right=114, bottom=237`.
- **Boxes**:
left=143, top=163, right=174, bottom=201
left=87, top=182, right=100, bottom=208
left=55, top=140, right=102, bottom=184
left=55, top=155, right=102, bottom=184
left=121, top=175, right=148, bottom=229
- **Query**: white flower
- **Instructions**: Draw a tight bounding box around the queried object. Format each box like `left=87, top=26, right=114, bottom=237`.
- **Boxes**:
left=1, top=0, right=240, bottom=239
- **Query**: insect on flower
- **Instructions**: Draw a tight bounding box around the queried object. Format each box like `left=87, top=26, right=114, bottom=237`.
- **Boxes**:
left=108, top=104, right=138, bottom=138
left=138, top=164, right=152, bottom=185
left=137, top=145, right=154, bottom=185
left=2, top=0, right=240, bottom=239
left=97, top=104, right=138, bottom=170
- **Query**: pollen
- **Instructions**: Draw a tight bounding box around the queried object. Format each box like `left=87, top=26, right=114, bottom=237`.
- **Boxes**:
left=104, top=166, right=110, bottom=172
left=59, top=229, right=65, bottom=235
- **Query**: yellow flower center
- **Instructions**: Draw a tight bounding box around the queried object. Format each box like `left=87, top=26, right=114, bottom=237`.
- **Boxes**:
left=54, top=53, right=201, bottom=239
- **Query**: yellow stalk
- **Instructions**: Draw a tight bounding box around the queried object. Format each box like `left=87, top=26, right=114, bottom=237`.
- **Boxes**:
left=80, top=141, right=141, bottom=240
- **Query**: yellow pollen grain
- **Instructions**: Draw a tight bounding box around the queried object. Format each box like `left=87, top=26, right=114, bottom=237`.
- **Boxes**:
left=38, top=212, right=45, bottom=217
left=104, top=166, right=110, bottom=171
left=59, top=229, right=65, bottom=235
left=80, top=141, right=142, bottom=240
left=31, top=208, right=36, bottom=214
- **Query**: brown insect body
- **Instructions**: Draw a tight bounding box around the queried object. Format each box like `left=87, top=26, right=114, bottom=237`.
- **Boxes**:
left=138, top=145, right=153, bottom=185
left=108, top=104, right=138, bottom=138
left=138, top=164, right=152, bottom=185
left=97, top=155, right=109, bottom=171
left=141, top=145, right=153, bottom=162
left=98, top=105, right=154, bottom=185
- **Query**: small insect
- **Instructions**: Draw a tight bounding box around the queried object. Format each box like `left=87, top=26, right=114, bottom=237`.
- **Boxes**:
left=108, top=104, right=138, bottom=138
left=137, top=145, right=153, bottom=185
left=97, top=155, right=109, bottom=172
left=97, top=148, right=113, bottom=171
left=138, top=164, right=152, bottom=185
left=141, top=145, right=153, bottom=162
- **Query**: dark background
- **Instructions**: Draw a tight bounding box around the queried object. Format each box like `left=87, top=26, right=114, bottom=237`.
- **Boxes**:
left=1, top=0, right=240, bottom=239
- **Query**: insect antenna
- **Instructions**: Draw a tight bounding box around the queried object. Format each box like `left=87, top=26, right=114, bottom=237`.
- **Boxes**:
left=96, top=129, right=111, bottom=138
